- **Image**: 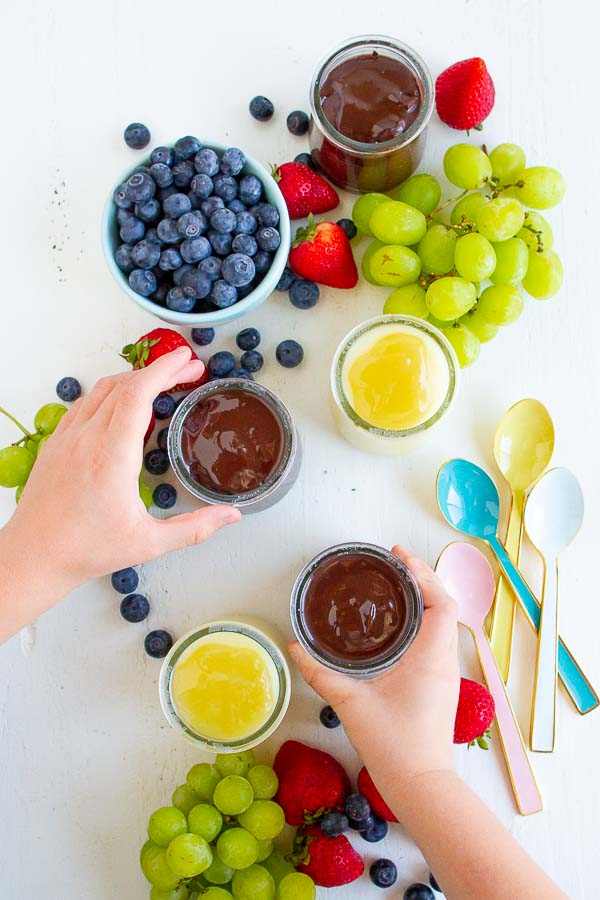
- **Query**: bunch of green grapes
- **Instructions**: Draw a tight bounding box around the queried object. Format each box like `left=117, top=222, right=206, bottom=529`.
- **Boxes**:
left=0, top=403, right=68, bottom=500
left=353, top=142, right=566, bottom=367
left=140, top=751, right=315, bottom=900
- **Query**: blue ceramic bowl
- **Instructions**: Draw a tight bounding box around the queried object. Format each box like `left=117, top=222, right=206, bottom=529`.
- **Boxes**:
left=101, top=140, right=291, bottom=327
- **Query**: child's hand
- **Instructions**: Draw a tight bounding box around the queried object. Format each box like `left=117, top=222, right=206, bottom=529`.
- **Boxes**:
left=289, top=546, right=460, bottom=785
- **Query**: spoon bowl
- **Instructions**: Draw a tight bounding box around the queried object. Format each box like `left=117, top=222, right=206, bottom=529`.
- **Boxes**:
left=493, top=400, right=555, bottom=493
left=437, top=458, right=500, bottom=539
left=435, top=541, right=496, bottom=629
left=525, top=468, right=584, bottom=557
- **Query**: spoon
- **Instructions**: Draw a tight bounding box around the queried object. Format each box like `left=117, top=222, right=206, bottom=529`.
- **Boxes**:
left=437, top=459, right=597, bottom=715
left=436, top=542, right=542, bottom=815
left=490, top=400, right=555, bottom=682
left=524, top=468, right=584, bottom=752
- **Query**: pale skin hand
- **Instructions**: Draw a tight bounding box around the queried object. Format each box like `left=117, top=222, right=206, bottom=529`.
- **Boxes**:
left=0, top=347, right=240, bottom=644
left=290, top=547, right=567, bottom=900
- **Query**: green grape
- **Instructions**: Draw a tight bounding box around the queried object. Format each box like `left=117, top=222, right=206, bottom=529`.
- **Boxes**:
left=477, top=285, right=524, bottom=324
left=475, top=198, right=525, bottom=242
left=454, top=233, right=496, bottom=282
left=141, top=844, right=181, bottom=890
left=460, top=308, right=499, bottom=343
left=0, top=446, right=35, bottom=488
left=277, top=872, right=316, bottom=900
left=148, top=807, right=188, bottom=848
left=490, top=238, right=529, bottom=284
left=522, top=250, right=563, bottom=300
left=37, top=435, right=50, bottom=452
left=352, top=192, right=389, bottom=235
left=428, top=314, right=451, bottom=330
left=204, top=855, right=236, bottom=885
left=517, top=211, right=554, bottom=252
left=237, top=800, right=285, bottom=841
left=425, top=277, right=477, bottom=321
left=450, top=192, right=487, bottom=226
left=150, top=885, right=188, bottom=900
left=443, top=144, right=492, bottom=190
left=25, top=437, right=40, bottom=456
left=247, top=765, right=278, bottom=800
left=172, top=784, right=199, bottom=817
left=442, top=324, right=481, bottom=367
left=369, top=200, right=427, bottom=245
left=186, top=764, right=221, bottom=803
left=213, top=776, right=254, bottom=816
left=360, top=239, right=385, bottom=285
left=217, top=827, right=259, bottom=870
left=34, top=403, right=67, bottom=435
left=509, top=166, right=566, bottom=209
left=489, top=143, right=526, bottom=183
left=389, top=173, right=441, bottom=215
left=141, top=839, right=156, bottom=867
left=256, top=839, right=274, bottom=862
left=165, top=833, right=212, bottom=878
left=417, top=224, right=457, bottom=275
left=232, top=864, right=276, bottom=899
left=215, top=751, right=255, bottom=778
left=201, top=888, right=233, bottom=899
left=261, top=849, right=295, bottom=885
left=188, top=803, right=223, bottom=842
left=369, top=245, right=421, bottom=287
left=383, top=283, right=428, bottom=318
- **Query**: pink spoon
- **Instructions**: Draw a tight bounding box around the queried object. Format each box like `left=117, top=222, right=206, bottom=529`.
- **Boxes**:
left=436, top=542, right=543, bottom=816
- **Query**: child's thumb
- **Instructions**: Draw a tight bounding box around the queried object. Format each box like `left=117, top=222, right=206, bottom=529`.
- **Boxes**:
left=152, top=505, right=241, bottom=554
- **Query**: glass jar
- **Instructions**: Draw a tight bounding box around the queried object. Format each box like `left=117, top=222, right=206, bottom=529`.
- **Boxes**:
left=290, top=542, right=423, bottom=678
left=330, top=315, right=459, bottom=455
left=168, top=379, right=301, bottom=513
left=309, top=35, right=434, bottom=193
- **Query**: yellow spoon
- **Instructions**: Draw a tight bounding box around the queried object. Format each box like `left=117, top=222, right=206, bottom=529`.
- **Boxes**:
left=489, top=399, right=555, bottom=681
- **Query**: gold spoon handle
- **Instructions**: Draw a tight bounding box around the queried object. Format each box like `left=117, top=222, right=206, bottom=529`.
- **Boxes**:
left=489, top=491, right=524, bottom=681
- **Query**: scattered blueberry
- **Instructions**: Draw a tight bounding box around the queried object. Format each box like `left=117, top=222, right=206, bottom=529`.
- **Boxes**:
left=287, top=109, right=309, bottom=136
left=115, top=244, right=135, bottom=273
left=199, top=256, right=222, bottom=282
left=173, top=264, right=194, bottom=286
left=151, top=146, right=174, bottom=166
left=236, top=328, right=261, bottom=351
left=152, top=484, right=177, bottom=510
left=159, top=248, right=183, bottom=271
left=290, top=279, right=319, bottom=309
left=124, top=122, right=151, bottom=150
left=253, top=251, right=272, bottom=274
left=320, top=812, right=349, bottom=838
left=120, top=216, right=145, bottom=243
left=125, top=172, right=155, bottom=204
left=190, top=173, right=213, bottom=199
left=111, top=567, right=139, bottom=594
left=144, top=448, right=170, bottom=475
left=256, top=204, right=280, bottom=228
left=175, top=135, right=202, bottom=160
left=337, top=217, right=358, bottom=240
left=129, top=269, right=157, bottom=297
left=360, top=816, right=388, bottom=843
left=276, top=339, right=304, bottom=368
left=256, top=226, right=281, bottom=252
left=153, top=394, right=177, bottom=420
left=113, top=183, right=132, bottom=209
left=275, top=267, right=296, bottom=292
left=228, top=199, right=247, bottom=214
left=177, top=211, right=207, bottom=239
left=135, top=198, right=161, bottom=223
left=132, top=239, right=161, bottom=269
left=144, top=629, right=174, bottom=658
left=240, top=350, right=263, bottom=373
left=208, top=351, right=236, bottom=377
left=149, top=162, right=174, bottom=188
left=249, top=95, right=274, bottom=121
left=238, top=175, right=262, bottom=206
left=163, top=192, right=192, bottom=218
left=345, top=794, right=371, bottom=824
left=429, top=873, right=441, bottom=893
left=210, top=280, right=238, bottom=307
left=181, top=236, right=212, bottom=264
left=172, top=159, right=195, bottom=188
left=232, top=234, right=258, bottom=256
left=166, top=285, right=196, bottom=312
left=56, top=377, right=82, bottom=403
left=191, top=327, right=215, bottom=346
left=220, top=147, right=246, bottom=176
left=370, top=860, right=398, bottom=889
left=294, top=152, right=315, bottom=169
left=201, top=196, right=225, bottom=217
left=211, top=208, right=237, bottom=234
left=213, top=174, right=238, bottom=202
left=181, top=268, right=212, bottom=299
left=208, top=231, right=233, bottom=257
left=404, top=884, right=435, bottom=900
left=319, top=705, right=341, bottom=728
left=234, top=211, right=258, bottom=235
left=120, top=593, right=150, bottom=623
left=222, top=253, right=255, bottom=287
left=157, top=427, right=169, bottom=451
left=157, top=218, right=181, bottom=244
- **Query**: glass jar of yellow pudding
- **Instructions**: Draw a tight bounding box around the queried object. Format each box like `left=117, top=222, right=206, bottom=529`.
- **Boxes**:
left=331, top=315, right=459, bottom=454
left=159, top=621, right=291, bottom=752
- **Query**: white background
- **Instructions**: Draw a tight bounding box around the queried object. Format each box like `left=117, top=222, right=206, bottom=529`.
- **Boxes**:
left=1, top=0, right=598, bottom=896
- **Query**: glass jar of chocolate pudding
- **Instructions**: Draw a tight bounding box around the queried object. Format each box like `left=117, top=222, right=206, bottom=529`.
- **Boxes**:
left=309, top=35, right=434, bottom=193
left=168, top=379, right=301, bottom=513
left=291, top=542, right=423, bottom=677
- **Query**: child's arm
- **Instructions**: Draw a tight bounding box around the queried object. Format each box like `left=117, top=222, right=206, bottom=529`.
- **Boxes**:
left=0, top=348, right=240, bottom=645
left=290, top=547, right=567, bottom=900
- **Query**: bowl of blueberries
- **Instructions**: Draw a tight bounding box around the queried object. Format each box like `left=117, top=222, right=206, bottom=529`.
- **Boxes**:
left=102, top=135, right=291, bottom=326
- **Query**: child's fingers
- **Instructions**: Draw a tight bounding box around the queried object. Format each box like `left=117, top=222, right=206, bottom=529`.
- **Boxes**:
left=149, top=504, right=241, bottom=557
left=287, top=641, right=364, bottom=710
left=392, top=545, right=457, bottom=617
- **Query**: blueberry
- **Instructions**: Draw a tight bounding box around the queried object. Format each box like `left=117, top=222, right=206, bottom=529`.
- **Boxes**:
left=201, top=196, right=225, bottom=217
left=237, top=281, right=258, bottom=299
left=208, top=350, right=236, bottom=377
left=145, top=227, right=160, bottom=243
left=150, top=162, right=174, bottom=188
left=192, top=148, right=218, bottom=176
left=190, top=173, right=213, bottom=199
left=120, top=593, right=150, bottom=623
left=56, top=377, right=81, bottom=402
left=151, top=146, right=174, bottom=166
left=191, top=327, right=215, bottom=346
left=429, top=873, right=441, bottom=893
left=166, top=286, right=196, bottom=312
left=228, top=367, right=254, bottom=381
left=163, top=192, right=192, bottom=219
left=115, top=244, right=135, bottom=273
left=210, top=208, right=237, bottom=234
left=360, top=815, right=388, bottom=843
left=319, top=705, right=340, bottom=728
left=111, top=567, right=139, bottom=594
left=249, top=95, right=274, bottom=121
left=132, top=239, right=161, bottom=269
left=199, top=256, right=222, bottom=282
left=274, top=266, right=295, bottom=292
left=337, top=217, right=358, bottom=240
left=255, top=204, right=280, bottom=228
left=157, top=427, right=169, bottom=451
left=157, top=185, right=178, bottom=204
left=208, top=231, right=233, bottom=257
left=144, top=448, right=170, bottom=475
left=117, top=207, right=135, bottom=226
left=159, top=248, right=182, bottom=271
left=181, top=268, right=211, bottom=299
left=345, top=793, right=371, bottom=824
left=125, top=172, right=156, bottom=204
left=124, top=122, right=151, bottom=149
left=238, top=175, right=262, bottom=206
left=152, top=394, right=177, bottom=420
left=404, top=884, right=435, bottom=900
left=174, top=135, right=202, bottom=160
left=153, top=283, right=170, bottom=305
left=210, top=280, right=238, bottom=308
left=222, top=253, right=255, bottom=287
left=135, top=198, right=161, bottom=223
left=144, top=628, right=174, bottom=657
left=369, top=860, right=398, bottom=889
left=256, top=226, right=281, bottom=252
left=177, top=211, right=207, bottom=239
left=232, top=234, right=258, bottom=257
left=276, top=339, right=303, bottom=368
left=289, top=279, right=319, bottom=309
left=287, top=109, right=309, bottom=136
left=187, top=192, right=203, bottom=211
left=113, top=183, right=132, bottom=209
left=129, top=268, right=157, bottom=297
left=321, top=812, right=349, bottom=838
left=253, top=250, right=272, bottom=274
left=294, top=152, right=315, bottom=169
left=236, top=327, right=261, bottom=351
left=239, top=349, right=262, bottom=373
left=173, top=264, right=194, bottom=286
left=172, top=159, right=195, bottom=188
left=234, top=211, right=257, bottom=235
left=120, top=216, right=145, bottom=243
left=181, top=236, right=212, bottom=264
left=213, top=174, right=238, bottom=202
left=157, top=218, right=181, bottom=244
left=228, top=199, right=247, bottom=214
left=220, top=147, right=246, bottom=176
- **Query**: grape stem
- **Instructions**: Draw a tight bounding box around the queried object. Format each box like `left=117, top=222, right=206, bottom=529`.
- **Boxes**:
left=521, top=223, right=544, bottom=253
left=488, top=178, right=525, bottom=200
left=0, top=406, right=31, bottom=437
left=427, top=189, right=468, bottom=219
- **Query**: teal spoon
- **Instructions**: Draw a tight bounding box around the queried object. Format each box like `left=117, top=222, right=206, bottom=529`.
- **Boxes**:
left=437, top=459, right=598, bottom=715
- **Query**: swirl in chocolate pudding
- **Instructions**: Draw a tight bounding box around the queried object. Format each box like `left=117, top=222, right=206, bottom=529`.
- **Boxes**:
left=303, top=552, right=408, bottom=661
left=319, top=52, right=422, bottom=144
left=181, top=388, right=284, bottom=496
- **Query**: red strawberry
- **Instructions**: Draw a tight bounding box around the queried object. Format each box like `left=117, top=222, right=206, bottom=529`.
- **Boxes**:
left=121, top=328, right=208, bottom=393
left=274, top=740, right=351, bottom=826
left=435, top=58, right=495, bottom=131
left=357, top=767, right=398, bottom=823
left=273, top=740, right=315, bottom=780
left=144, top=411, right=156, bottom=446
left=296, top=826, right=364, bottom=887
left=273, top=162, right=339, bottom=220
left=454, top=677, right=495, bottom=748
left=288, top=215, right=358, bottom=289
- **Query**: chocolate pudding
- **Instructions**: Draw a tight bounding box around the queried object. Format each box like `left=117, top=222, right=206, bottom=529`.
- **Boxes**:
left=181, top=388, right=284, bottom=496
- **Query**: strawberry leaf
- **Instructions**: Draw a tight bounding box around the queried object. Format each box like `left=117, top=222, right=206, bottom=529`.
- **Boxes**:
left=293, top=213, right=318, bottom=247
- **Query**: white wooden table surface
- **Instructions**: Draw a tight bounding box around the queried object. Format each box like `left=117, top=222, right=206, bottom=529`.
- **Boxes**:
left=1, top=0, right=598, bottom=896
